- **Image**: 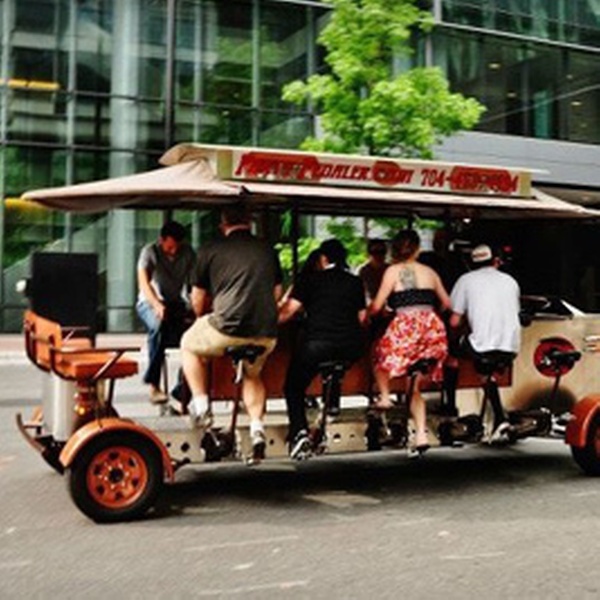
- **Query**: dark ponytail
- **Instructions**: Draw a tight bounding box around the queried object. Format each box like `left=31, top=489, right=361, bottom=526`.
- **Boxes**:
left=391, top=229, right=420, bottom=262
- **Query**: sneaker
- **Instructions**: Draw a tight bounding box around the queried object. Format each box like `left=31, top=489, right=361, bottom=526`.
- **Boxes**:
left=289, top=430, right=312, bottom=461
left=251, top=430, right=266, bottom=462
left=188, top=399, right=212, bottom=428
left=490, top=421, right=513, bottom=444
left=149, top=388, right=168, bottom=405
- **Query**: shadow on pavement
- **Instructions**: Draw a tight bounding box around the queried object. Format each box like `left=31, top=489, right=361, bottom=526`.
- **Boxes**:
left=151, top=443, right=581, bottom=523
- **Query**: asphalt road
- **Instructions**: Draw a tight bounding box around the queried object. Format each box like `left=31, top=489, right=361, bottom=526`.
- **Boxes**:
left=1, top=360, right=600, bottom=599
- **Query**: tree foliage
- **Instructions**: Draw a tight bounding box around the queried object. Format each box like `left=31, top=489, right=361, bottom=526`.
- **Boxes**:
left=283, top=0, right=486, bottom=159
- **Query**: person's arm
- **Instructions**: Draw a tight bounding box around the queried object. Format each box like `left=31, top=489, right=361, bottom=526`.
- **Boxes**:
left=137, top=267, right=165, bottom=320
left=278, top=284, right=293, bottom=308
left=190, top=286, right=208, bottom=317
left=272, top=248, right=284, bottom=305
left=358, top=308, right=368, bottom=326
left=353, top=277, right=368, bottom=326
left=449, top=312, right=463, bottom=329
left=189, top=245, right=212, bottom=318
left=278, top=298, right=303, bottom=324
left=368, top=266, right=394, bottom=315
left=448, top=277, right=465, bottom=329
left=432, top=270, right=452, bottom=313
left=183, top=245, right=197, bottom=301
left=280, top=266, right=310, bottom=324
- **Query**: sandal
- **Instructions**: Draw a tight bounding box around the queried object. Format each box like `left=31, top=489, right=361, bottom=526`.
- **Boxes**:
left=408, top=430, right=430, bottom=458
left=372, top=396, right=395, bottom=410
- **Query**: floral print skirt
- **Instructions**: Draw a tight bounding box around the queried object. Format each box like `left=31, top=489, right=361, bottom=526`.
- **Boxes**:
left=374, top=308, right=448, bottom=381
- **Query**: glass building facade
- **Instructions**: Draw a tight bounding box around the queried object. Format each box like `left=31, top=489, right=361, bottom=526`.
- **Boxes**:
left=435, top=0, right=600, bottom=143
left=0, top=0, right=599, bottom=330
left=0, top=0, right=328, bottom=331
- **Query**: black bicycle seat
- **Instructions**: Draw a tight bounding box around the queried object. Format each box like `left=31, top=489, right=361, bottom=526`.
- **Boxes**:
left=317, top=360, right=351, bottom=378
left=545, top=348, right=582, bottom=369
left=225, top=344, right=266, bottom=365
left=407, top=357, right=437, bottom=376
left=474, top=351, right=515, bottom=376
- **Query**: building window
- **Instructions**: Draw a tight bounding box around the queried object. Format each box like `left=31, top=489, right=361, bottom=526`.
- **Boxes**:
left=434, top=29, right=600, bottom=144
left=441, top=0, right=600, bottom=48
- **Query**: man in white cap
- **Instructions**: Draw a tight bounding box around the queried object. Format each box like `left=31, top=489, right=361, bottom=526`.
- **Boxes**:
left=445, top=244, right=521, bottom=440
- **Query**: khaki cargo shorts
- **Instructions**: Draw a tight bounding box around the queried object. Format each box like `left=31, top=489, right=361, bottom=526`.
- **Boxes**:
left=181, top=314, right=277, bottom=377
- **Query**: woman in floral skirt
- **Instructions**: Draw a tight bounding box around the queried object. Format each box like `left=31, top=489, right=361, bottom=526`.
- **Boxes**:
left=369, top=229, right=451, bottom=452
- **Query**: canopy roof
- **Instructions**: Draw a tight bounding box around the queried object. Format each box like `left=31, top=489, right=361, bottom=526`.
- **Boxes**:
left=22, top=160, right=240, bottom=214
left=22, top=143, right=598, bottom=220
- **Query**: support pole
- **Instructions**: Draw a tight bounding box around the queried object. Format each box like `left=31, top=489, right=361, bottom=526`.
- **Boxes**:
left=291, top=202, right=300, bottom=283
left=164, top=0, right=177, bottom=223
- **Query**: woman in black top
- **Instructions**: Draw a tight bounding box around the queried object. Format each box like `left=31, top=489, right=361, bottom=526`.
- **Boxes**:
left=279, top=239, right=367, bottom=459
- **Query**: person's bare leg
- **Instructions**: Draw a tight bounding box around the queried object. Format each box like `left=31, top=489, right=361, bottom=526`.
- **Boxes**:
left=181, top=349, right=208, bottom=396
left=242, top=374, right=266, bottom=422
left=181, top=349, right=211, bottom=423
left=243, top=373, right=267, bottom=460
left=409, top=375, right=428, bottom=447
left=443, top=355, right=460, bottom=416
left=374, top=368, right=393, bottom=408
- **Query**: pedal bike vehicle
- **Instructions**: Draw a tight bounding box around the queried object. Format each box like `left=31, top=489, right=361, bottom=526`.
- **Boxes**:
left=16, top=144, right=600, bottom=522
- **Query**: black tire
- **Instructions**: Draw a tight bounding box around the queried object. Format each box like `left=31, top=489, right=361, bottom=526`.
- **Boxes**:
left=571, top=413, right=600, bottom=476
left=67, top=431, right=163, bottom=523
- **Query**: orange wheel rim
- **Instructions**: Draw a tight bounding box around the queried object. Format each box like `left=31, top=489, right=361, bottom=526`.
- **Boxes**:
left=86, top=446, right=149, bottom=509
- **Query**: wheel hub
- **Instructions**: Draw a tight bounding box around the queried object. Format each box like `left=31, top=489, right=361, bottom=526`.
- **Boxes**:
left=86, top=446, right=149, bottom=509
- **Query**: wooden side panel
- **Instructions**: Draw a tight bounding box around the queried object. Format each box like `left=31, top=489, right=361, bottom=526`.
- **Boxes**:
left=209, top=322, right=510, bottom=400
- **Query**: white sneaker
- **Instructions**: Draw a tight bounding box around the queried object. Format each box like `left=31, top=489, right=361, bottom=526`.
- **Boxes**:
left=188, top=398, right=212, bottom=428
left=251, top=430, right=266, bottom=463
left=289, top=430, right=312, bottom=461
left=490, top=421, right=512, bottom=444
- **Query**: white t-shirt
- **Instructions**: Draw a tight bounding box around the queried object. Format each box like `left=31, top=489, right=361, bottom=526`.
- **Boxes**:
left=450, top=266, right=521, bottom=353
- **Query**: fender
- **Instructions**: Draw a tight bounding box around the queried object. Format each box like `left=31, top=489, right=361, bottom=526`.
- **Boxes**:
left=59, top=417, right=175, bottom=481
left=565, top=395, right=600, bottom=448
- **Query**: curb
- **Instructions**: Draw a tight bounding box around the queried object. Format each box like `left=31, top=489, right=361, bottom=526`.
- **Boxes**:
left=0, top=334, right=146, bottom=362
left=0, top=352, right=27, bottom=362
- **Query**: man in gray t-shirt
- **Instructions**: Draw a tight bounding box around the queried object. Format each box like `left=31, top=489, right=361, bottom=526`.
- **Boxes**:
left=136, top=221, right=195, bottom=404
left=181, top=205, right=283, bottom=462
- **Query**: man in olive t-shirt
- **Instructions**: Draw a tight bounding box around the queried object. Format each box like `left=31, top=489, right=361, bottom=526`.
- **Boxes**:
left=180, top=205, right=283, bottom=460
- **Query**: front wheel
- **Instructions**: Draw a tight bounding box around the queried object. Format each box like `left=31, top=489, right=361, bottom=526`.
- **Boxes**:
left=571, top=413, right=600, bottom=476
left=67, top=431, right=163, bottom=523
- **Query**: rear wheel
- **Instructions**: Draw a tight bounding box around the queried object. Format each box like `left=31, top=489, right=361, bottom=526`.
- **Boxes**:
left=571, top=413, right=600, bottom=476
left=68, top=431, right=163, bottom=523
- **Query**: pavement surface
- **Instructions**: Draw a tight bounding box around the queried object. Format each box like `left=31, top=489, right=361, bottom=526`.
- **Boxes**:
left=4, top=333, right=600, bottom=599
left=0, top=333, right=37, bottom=360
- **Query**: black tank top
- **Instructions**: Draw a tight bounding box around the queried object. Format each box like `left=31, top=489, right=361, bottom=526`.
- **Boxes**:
left=387, top=288, right=436, bottom=310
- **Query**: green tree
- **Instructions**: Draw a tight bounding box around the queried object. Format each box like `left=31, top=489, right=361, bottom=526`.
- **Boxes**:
left=283, top=0, right=485, bottom=159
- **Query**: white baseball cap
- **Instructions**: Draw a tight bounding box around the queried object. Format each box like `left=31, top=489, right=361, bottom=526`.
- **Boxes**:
left=471, top=244, right=493, bottom=263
